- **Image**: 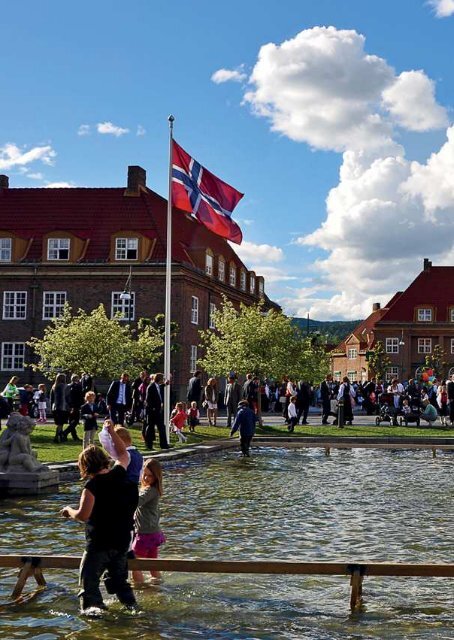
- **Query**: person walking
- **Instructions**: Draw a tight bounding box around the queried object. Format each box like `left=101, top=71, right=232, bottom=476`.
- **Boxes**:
left=224, top=375, right=242, bottom=428
left=144, top=373, right=170, bottom=450
left=130, top=371, right=148, bottom=425
left=337, top=376, right=356, bottom=426
left=106, top=373, right=132, bottom=427
left=50, top=373, right=70, bottom=443
left=62, top=374, right=83, bottom=441
left=447, top=374, right=454, bottom=426
left=230, top=400, right=259, bottom=457
left=204, top=378, right=218, bottom=426
left=2, top=376, right=19, bottom=413
left=186, top=371, right=202, bottom=408
left=296, top=379, right=311, bottom=425
left=320, top=374, right=333, bottom=425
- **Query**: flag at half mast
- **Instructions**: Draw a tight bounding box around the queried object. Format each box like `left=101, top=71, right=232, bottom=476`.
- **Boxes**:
left=171, top=140, right=243, bottom=244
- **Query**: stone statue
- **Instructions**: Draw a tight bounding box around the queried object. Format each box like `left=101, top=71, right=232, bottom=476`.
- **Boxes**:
left=0, top=412, right=46, bottom=473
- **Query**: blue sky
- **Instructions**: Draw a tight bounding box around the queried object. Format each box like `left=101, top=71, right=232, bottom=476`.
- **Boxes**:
left=2, top=0, right=454, bottom=319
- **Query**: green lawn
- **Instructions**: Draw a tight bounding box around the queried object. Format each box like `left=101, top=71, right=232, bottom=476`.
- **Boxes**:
left=30, top=420, right=454, bottom=464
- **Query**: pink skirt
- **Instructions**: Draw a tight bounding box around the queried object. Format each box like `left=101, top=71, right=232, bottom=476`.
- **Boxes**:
left=132, top=531, right=166, bottom=558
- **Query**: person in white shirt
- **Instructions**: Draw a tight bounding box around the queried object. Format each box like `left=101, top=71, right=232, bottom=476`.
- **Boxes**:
left=287, top=396, right=298, bottom=432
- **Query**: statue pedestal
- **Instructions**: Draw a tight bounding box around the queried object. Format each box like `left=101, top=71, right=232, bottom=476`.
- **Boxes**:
left=0, top=469, right=59, bottom=496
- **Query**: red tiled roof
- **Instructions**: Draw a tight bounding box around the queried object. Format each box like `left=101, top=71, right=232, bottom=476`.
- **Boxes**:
left=334, top=306, right=389, bottom=352
left=0, top=186, right=249, bottom=271
left=377, top=267, right=454, bottom=323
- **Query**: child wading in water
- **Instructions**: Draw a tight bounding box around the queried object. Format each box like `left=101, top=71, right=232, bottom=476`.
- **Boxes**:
left=60, top=422, right=139, bottom=613
left=132, top=458, right=166, bottom=586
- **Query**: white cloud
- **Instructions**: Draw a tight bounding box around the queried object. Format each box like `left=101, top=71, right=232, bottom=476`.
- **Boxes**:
left=96, top=121, right=129, bottom=137
left=233, top=26, right=452, bottom=319
left=211, top=67, right=247, bottom=84
left=243, top=26, right=447, bottom=152
left=77, top=124, right=91, bottom=136
left=136, top=124, right=146, bottom=136
left=382, top=70, right=448, bottom=131
left=27, top=172, right=44, bottom=180
left=232, top=240, right=284, bottom=264
left=44, top=181, right=75, bottom=188
left=0, top=143, right=56, bottom=170
left=429, top=0, right=454, bottom=17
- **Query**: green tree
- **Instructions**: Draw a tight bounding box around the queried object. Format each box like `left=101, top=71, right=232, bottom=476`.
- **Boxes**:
left=27, top=304, right=163, bottom=379
left=424, top=344, right=448, bottom=379
left=198, top=298, right=330, bottom=421
left=367, top=341, right=391, bottom=381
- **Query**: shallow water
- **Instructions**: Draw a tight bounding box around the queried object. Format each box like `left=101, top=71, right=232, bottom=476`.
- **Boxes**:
left=1, top=447, right=454, bottom=639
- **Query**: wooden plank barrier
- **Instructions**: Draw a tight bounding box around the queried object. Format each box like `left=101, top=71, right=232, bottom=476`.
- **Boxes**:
left=3, top=555, right=454, bottom=611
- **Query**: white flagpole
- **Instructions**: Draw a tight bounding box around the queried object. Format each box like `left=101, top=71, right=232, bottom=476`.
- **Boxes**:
left=164, top=115, right=174, bottom=446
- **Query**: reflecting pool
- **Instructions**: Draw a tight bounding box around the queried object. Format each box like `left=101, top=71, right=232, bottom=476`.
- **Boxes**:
left=1, top=446, right=454, bottom=639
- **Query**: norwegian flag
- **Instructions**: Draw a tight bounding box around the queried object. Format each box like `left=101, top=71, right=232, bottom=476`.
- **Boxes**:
left=171, top=140, right=243, bottom=244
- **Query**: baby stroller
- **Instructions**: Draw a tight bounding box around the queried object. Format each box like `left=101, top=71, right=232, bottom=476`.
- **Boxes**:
left=399, top=396, right=421, bottom=427
left=375, top=392, right=399, bottom=426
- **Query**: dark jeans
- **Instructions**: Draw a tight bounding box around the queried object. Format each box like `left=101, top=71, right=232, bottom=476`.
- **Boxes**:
left=288, top=417, right=298, bottom=432
left=240, top=434, right=253, bottom=456
left=297, top=404, right=309, bottom=423
left=226, top=403, right=237, bottom=428
left=109, top=403, right=127, bottom=426
left=321, top=399, right=331, bottom=424
left=63, top=407, right=81, bottom=440
left=79, top=548, right=136, bottom=610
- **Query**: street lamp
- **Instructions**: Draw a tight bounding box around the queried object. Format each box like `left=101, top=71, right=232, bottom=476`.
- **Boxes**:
left=399, top=330, right=405, bottom=380
left=119, top=265, right=133, bottom=323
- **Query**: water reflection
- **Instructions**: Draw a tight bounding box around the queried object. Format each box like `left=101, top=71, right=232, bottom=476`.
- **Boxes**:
left=1, top=447, right=454, bottom=638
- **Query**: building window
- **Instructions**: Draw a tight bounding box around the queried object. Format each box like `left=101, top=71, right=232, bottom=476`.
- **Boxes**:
left=209, top=302, right=216, bottom=329
left=3, top=291, right=27, bottom=320
left=333, top=371, right=341, bottom=382
left=240, top=270, right=246, bottom=291
left=115, top=237, right=138, bottom=260
left=205, top=253, right=213, bottom=276
left=450, top=308, right=454, bottom=323
left=190, top=345, right=198, bottom=372
left=229, top=265, right=236, bottom=287
left=43, top=292, right=67, bottom=320
left=451, top=338, right=454, bottom=354
left=0, top=238, right=12, bottom=262
left=347, top=348, right=357, bottom=359
left=258, top=280, right=264, bottom=296
left=417, top=308, right=432, bottom=322
left=111, top=291, right=135, bottom=321
left=386, top=366, right=399, bottom=382
left=418, top=338, right=432, bottom=353
left=250, top=275, right=256, bottom=294
left=386, top=338, right=399, bottom=354
left=218, top=258, right=225, bottom=282
left=347, top=371, right=357, bottom=383
left=48, top=238, right=70, bottom=260
left=191, top=296, right=199, bottom=324
left=1, top=342, right=25, bottom=370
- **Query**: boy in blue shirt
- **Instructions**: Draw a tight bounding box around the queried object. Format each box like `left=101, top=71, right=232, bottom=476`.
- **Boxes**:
left=230, top=400, right=258, bottom=456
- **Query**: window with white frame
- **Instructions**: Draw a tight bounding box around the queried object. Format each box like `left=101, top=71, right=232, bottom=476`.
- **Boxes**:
left=111, top=291, right=135, bottom=321
left=450, top=308, right=454, bottom=322
left=190, top=345, right=198, bottom=372
left=218, top=258, right=225, bottom=282
left=417, top=308, right=432, bottom=322
left=418, top=338, right=432, bottom=353
left=333, top=371, right=341, bottom=382
left=1, top=342, right=25, bottom=370
left=258, top=280, right=264, bottom=296
left=191, top=296, right=199, bottom=324
left=451, top=338, right=454, bottom=354
left=386, top=338, right=399, bottom=353
left=229, top=265, right=236, bottom=287
left=43, top=291, right=67, bottom=319
left=386, top=366, right=399, bottom=382
left=3, top=291, right=27, bottom=319
left=115, top=237, right=138, bottom=260
left=209, top=302, right=216, bottom=329
left=240, top=270, right=246, bottom=291
left=347, top=371, right=357, bottom=383
left=250, top=274, right=256, bottom=294
left=205, top=253, right=213, bottom=276
left=47, top=238, right=70, bottom=260
left=347, top=348, right=357, bottom=359
left=0, top=238, right=12, bottom=262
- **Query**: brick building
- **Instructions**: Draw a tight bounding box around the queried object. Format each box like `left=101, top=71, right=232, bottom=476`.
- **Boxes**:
left=331, top=259, right=454, bottom=383
left=0, top=167, right=275, bottom=398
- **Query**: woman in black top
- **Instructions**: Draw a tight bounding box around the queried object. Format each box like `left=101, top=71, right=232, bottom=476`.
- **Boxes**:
left=50, top=373, right=69, bottom=443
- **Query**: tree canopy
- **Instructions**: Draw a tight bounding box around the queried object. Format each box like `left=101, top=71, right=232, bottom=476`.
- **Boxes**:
left=198, top=298, right=329, bottom=383
left=27, top=304, right=163, bottom=379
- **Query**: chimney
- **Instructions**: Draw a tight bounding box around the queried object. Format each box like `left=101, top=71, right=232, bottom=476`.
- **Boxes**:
left=423, top=258, right=432, bottom=271
left=0, top=175, right=9, bottom=189
left=125, top=165, right=146, bottom=196
left=372, top=302, right=381, bottom=312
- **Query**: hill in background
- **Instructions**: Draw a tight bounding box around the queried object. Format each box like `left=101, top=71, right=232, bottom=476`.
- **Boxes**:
left=292, top=318, right=361, bottom=344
